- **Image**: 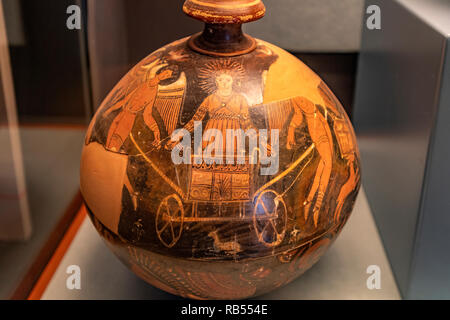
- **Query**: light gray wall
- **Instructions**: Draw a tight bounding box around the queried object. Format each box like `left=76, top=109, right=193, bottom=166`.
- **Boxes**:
left=246, top=0, right=365, bottom=52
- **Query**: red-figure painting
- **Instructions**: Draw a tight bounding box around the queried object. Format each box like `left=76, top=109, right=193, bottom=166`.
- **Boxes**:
left=80, top=0, right=361, bottom=299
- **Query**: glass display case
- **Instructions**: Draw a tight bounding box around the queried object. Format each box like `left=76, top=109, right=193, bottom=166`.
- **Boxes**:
left=0, top=0, right=448, bottom=302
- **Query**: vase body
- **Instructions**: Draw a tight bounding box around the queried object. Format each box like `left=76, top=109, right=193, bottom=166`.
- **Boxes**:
left=80, top=4, right=361, bottom=299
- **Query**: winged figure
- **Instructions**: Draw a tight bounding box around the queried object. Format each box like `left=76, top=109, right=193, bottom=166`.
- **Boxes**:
left=101, top=58, right=186, bottom=153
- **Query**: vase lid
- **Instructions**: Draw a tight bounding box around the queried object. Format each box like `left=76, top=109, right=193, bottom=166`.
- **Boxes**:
left=183, top=0, right=266, bottom=24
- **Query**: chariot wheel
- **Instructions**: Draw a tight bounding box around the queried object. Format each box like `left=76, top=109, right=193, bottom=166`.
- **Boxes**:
left=253, top=190, right=287, bottom=247
left=156, top=194, right=184, bottom=248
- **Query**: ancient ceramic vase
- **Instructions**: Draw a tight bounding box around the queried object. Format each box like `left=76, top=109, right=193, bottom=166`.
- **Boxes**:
left=80, top=0, right=361, bottom=299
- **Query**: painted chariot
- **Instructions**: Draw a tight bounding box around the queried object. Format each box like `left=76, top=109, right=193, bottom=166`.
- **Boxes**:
left=131, top=133, right=315, bottom=249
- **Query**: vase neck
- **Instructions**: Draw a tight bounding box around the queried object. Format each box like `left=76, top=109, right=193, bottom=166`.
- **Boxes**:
left=203, top=23, right=244, bottom=45
left=188, top=23, right=256, bottom=57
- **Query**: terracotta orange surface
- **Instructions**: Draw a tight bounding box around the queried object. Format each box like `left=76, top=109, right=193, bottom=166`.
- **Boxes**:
left=80, top=0, right=361, bottom=299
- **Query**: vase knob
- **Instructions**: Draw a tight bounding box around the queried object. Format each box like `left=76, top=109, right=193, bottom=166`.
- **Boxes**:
left=183, top=0, right=266, bottom=24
